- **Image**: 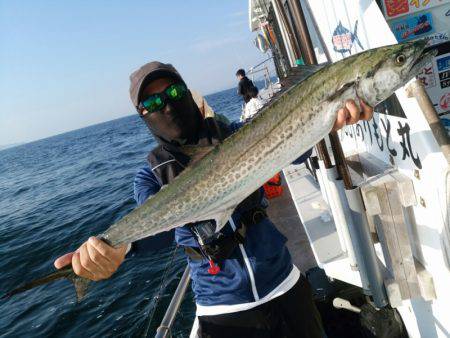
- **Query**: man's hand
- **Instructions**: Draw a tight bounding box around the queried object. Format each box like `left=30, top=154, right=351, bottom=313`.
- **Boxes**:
left=54, top=237, right=128, bottom=281
left=332, top=99, right=373, bottom=131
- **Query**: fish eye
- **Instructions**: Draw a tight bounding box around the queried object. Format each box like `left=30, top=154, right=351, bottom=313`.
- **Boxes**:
left=395, top=54, right=406, bottom=65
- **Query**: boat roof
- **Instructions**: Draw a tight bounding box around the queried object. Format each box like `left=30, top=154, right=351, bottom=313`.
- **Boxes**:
left=248, top=0, right=269, bottom=32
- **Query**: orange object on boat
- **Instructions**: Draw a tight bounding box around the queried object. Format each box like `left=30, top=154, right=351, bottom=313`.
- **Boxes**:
left=263, top=173, right=283, bottom=199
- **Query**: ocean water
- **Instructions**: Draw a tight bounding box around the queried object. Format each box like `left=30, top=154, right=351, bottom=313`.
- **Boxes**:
left=0, top=87, right=244, bottom=337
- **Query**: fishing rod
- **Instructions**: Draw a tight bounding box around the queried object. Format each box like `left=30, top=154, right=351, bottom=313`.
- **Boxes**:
left=286, top=0, right=334, bottom=169
left=142, top=244, right=179, bottom=337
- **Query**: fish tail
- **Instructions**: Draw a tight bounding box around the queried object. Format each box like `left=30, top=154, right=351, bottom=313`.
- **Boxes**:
left=1, top=266, right=91, bottom=302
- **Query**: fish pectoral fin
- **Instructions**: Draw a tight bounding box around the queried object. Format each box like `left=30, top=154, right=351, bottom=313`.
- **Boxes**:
left=180, top=145, right=215, bottom=165
left=326, top=81, right=357, bottom=102
left=213, top=208, right=236, bottom=232
left=67, top=273, right=91, bottom=302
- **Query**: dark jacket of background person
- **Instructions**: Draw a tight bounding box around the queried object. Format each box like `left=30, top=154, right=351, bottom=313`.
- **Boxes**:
left=238, top=76, right=258, bottom=103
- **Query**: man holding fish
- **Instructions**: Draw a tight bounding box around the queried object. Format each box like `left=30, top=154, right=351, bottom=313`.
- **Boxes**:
left=54, top=61, right=372, bottom=337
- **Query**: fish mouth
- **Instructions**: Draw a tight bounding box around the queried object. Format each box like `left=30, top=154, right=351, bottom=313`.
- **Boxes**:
left=408, top=47, right=438, bottom=76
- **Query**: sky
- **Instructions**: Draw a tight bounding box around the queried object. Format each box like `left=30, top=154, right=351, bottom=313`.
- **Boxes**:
left=0, top=1, right=268, bottom=145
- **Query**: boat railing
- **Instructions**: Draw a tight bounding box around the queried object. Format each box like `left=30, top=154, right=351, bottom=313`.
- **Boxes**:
left=154, top=265, right=191, bottom=338
left=247, top=56, right=278, bottom=97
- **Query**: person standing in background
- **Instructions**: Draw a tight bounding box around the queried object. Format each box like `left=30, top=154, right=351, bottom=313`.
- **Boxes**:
left=236, top=68, right=258, bottom=104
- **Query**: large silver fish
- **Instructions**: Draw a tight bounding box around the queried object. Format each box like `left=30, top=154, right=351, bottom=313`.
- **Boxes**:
left=3, top=40, right=435, bottom=301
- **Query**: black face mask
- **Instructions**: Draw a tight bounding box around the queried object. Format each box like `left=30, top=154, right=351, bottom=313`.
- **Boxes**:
left=142, top=91, right=204, bottom=145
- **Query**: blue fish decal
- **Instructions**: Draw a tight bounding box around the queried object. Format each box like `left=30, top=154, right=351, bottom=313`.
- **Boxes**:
left=332, top=20, right=364, bottom=56
left=414, top=15, right=432, bottom=36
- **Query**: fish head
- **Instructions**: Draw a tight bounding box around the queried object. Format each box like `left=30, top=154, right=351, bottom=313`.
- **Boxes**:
left=355, top=39, right=437, bottom=106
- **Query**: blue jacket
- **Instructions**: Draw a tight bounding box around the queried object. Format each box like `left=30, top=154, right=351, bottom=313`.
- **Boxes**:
left=131, top=124, right=312, bottom=307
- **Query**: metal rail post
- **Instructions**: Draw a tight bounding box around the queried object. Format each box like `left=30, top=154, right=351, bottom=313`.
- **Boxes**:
left=406, top=79, right=450, bottom=163
left=155, top=266, right=191, bottom=338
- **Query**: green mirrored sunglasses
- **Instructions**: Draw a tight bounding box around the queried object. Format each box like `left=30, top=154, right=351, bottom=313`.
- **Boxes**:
left=139, top=82, right=188, bottom=115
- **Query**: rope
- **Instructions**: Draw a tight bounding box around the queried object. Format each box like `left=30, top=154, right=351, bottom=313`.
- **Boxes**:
left=141, top=244, right=179, bottom=338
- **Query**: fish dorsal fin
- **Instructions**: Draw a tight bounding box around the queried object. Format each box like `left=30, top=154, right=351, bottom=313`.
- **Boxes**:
left=297, top=63, right=328, bottom=76
left=180, top=145, right=215, bottom=165
left=285, top=63, right=329, bottom=87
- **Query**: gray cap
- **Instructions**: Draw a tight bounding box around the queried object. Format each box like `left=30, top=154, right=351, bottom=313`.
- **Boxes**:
left=129, top=61, right=184, bottom=109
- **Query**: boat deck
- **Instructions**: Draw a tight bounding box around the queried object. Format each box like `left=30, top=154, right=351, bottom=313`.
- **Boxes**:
left=266, top=167, right=318, bottom=273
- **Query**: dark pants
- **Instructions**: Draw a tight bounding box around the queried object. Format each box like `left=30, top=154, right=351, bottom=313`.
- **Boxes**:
left=198, top=275, right=325, bottom=338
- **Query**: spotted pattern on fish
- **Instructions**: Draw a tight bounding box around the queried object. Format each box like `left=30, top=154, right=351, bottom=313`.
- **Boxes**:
left=102, top=40, right=435, bottom=247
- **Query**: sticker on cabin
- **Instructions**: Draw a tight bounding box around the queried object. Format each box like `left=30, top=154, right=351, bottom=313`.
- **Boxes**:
left=439, top=64, right=450, bottom=89
left=439, top=54, right=450, bottom=89
left=418, top=63, right=436, bottom=88
left=437, top=55, right=450, bottom=72
left=384, top=0, right=409, bottom=17
left=440, top=73, right=450, bottom=88
left=383, top=0, right=449, bottom=18
left=441, top=117, right=450, bottom=133
left=440, top=93, right=450, bottom=111
left=409, top=0, right=426, bottom=8
left=424, top=32, right=449, bottom=46
left=390, top=12, right=434, bottom=42
left=331, top=20, right=364, bottom=56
